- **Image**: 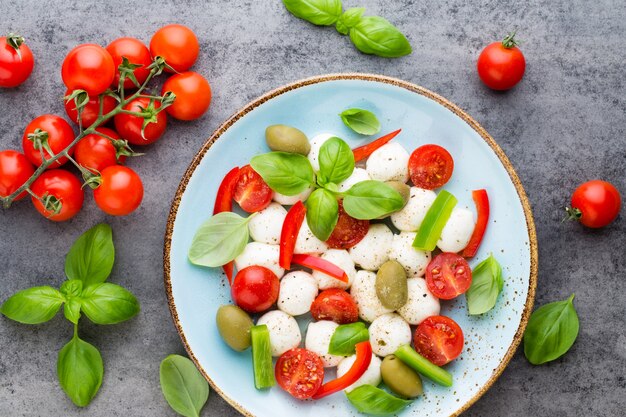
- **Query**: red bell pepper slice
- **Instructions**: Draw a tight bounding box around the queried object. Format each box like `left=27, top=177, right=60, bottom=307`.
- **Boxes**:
left=213, top=166, right=241, bottom=284
left=352, top=129, right=402, bottom=162
left=279, top=201, right=307, bottom=269
left=291, top=254, right=349, bottom=283
left=462, top=189, right=490, bottom=258
left=312, top=341, right=372, bottom=399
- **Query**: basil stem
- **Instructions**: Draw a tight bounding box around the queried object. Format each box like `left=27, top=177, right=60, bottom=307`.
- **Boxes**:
left=394, top=345, right=453, bottom=387
left=251, top=325, right=275, bottom=389
left=346, top=384, right=412, bottom=416
left=412, top=190, right=457, bottom=251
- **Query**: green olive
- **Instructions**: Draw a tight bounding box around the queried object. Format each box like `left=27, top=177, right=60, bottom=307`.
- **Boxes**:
left=216, top=305, right=254, bottom=351
left=381, top=355, right=423, bottom=399
left=376, top=260, right=408, bottom=310
left=265, top=125, right=311, bottom=155
left=385, top=181, right=410, bottom=206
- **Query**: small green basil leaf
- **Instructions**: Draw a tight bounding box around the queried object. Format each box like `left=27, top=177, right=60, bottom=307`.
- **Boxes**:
left=329, top=322, right=369, bottom=356
left=57, top=334, right=103, bottom=407
left=524, top=294, right=579, bottom=365
left=0, top=286, right=64, bottom=324
left=340, top=108, right=381, bottom=135
left=250, top=152, right=315, bottom=196
left=160, top=354, right=209, bottom=417
left=336, top=7, right=365, bottom=35
left=466, top=254, right=504, bottom=315
left=318, top=137, right=355, bottom=185
left=64, top=299, right=81, bottom=324
left=282, top=0, right=342, bottom=26
left=346, top=384, right=412, bottom=416
left=65, top=223, right=114, bottom=286
left=305, top=188, right=339, bottom=241
left=349, top=16, right=412, bottom=58
left=343, top=180, right=405, bottom=220
left=60, top=279, right=83, bottom=298
left=81, top=283, right=140, bottom=325
left=188, top=212, right=252, bottom=268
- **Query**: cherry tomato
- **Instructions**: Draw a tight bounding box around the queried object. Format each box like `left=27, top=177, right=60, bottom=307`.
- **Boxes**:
left=93, top=166, right=143, bottom=216
left=113, top=97, right=167, bottom=145
left=21, top=114, right=75, bottom=168
left=477, top=33, right=526, bottom=91
left=161, top=72, right=211, bottom=120
left=61, top=44, right=115, bottom=96
left=567, top=180, right=621, bottom=228
left=0, top=34, right=34, bottom=88
left=326, top=201, right=369, bottom=249
left=413, top=315, right=464, bottom=366
left=105, top=37, right=152, bottom=89
left=310, top=289, right=359, bottom=324
left=0, top=150, right=35, bottom=200
left=233, top=165, right=272, bottom=213
left=150, top=24, right=199, bottom=72
left=74, top=127, right=126, bottom=173
left=425, top=252, right=472, bottom=300
left=408, top=144, right=454, bottom=190
left=30, top=169, right=84, bottom=222
left=231, top=265, right=279, bottom=313
left=64, top=89, right=117, bottom=128
left=275, top=348, right=324, bottom=400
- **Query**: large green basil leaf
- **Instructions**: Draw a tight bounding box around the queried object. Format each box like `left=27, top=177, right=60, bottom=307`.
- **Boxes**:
left=318, top=137, right=354, bottom=185
left=340, top=108, right=381, bottom=135
left=57, top=334, right=103, bottom=407
left=250, top=152, right=315, bottom=196
left=160, top=354, right=209, bottom=417
left=466, top=254, right=503, bottom=315
left=343, top=180, right=404, bottom=219
left=335, top=7, right=365, bottom=35
left=282, top=0, right=342, bottom=26
left=346, top=384, right=412, bottom=416
left=81, top=283, right=140, bottom=325
left=349, top=16, right=412, bottom=58
left=0, top=286, right=64, bottom=324
left=65, top=223, right=114, bottom=286
left=305, top=188, right=339, bottom=241
left=188, top=212, right=253, bottom=267
left=329, top=322, right=369, bottom=356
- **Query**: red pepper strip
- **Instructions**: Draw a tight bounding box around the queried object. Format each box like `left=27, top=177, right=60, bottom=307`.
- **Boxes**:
left=312, top=341, right=372, bottom=399
left=213, top=166, right=241, bottom=284
left=279, top=201, right=307, bottom=269
left=462, top=189, right=490, bottom=258
left=352, top=129, right=402, bottom=162
left=291, top=254, right=349, bottom=283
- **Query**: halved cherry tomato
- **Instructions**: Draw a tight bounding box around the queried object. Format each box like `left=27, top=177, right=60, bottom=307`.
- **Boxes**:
left=74, top=127, right=126, bottom=173
left=21, top=114, right=75, bottom=168
left=233, top=165, right=272, bottom=213
left=477, top=33, right=526, bottom=91
left=0, top=33, right=34, bottom=88
left=105, top=37, right=152, bottom=89
left=149, top=24, right=199, bottom=72
left=213, top=166, right=241, bottom=283
left=462, top=189, right=490, bottom=258
left=231, top=266, right=279, bottom=313
left=312, top=341, right=372, bottom=399
left=291, top=254, right=349, bottom=283
left=30, top=169, right=84, bottom=221
left=279, top=201, right=307, bottom=269
left=275, top=348, right=324, bottom=400
left=0, top=150, right=35, bottom=200
left=64, top=89, right=117, bottom=128
left=310, top=289, right=358, bottom=324
left=425, top=252, right=472, bottom=300
left=413, top=315, right=464, bottom=366
left=352, top=129, right=401, bottom=162
left=162, top=71, right=211, bottom=121
left=567, top=180, right=621, bottom=228
left=113, top=97, right=167, bottom=145
left=93, top=166, right=143, bottom=216
left=408, top=144, right=454, bottom=190
left=61, top=44, right=115, bottom=96
left=326, top=201, right=369, bottom=249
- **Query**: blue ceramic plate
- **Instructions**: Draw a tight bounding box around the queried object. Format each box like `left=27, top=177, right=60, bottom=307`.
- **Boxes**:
left=164, top=74, right=538, bottom=417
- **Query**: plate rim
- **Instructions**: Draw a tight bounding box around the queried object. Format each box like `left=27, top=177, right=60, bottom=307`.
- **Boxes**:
left=163, top=73, right=539, bottom=417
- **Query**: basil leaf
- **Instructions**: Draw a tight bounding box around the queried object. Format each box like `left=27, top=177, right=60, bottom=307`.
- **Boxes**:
left=60, top=279, right=83, bottom=298
left=64, top=299, right=81, bottom=324
left=160, top=354, right=209, bottom=417
left=250, top=152, right=315, bottom=196
left=0, top=286, right=64, bottom=324
left=305, top=188, right=339, bottom=241
left=81, top=283, right=140, bottom=325
left=57, top=334, right=103, bottom=407
left=318, top=137, right=355, bottom=185
left=65, top=223, right=114, bottom=286
left=524, top=294, right=579, bottom=365
left=340, top=108, right=381, bottom=135
left=336, top=7, right=365, bottom=35
left=282, top=0, right=342, bottom=26
left=466, top=254, right=504, bottom=315
left=343, top=180, right=404, bottom=220
left=188, top=212, right=252, bottom=267
left=349, top=16, right=412, bottom=58
left=329, top=322, right=369, bottom=356
left=346, top=384, right=412, bottom=416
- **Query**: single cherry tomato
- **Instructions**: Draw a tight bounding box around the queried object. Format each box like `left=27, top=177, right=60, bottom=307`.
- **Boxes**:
left=0, top=33, right=34, bottom=88
left=64, top=89, right=117, bottom=128
left=93, top=166, right=143, bottom=216
left=150, top=24, right=199, bottom=72
left=105, top=37, right=152, bottom=89
left=566, top=180, right=621, bottom=228
left=408, top=144, right=454, bottom=190
left=74, top=127, right=126, bottom=173
left=61, top=44, right=115, bottom=96
left=413, top=315, right=464, bottom=366
left=425, top=252, right=472, bottom=300
left=161, top=72, right=211, bottom=120
left=326, top=201, right=369, bottom=249
left=275, top=348, right=324, bottom=400
left=30, top=169, right=84, bottom=221
left=477, top=32, right=526, bottom=91
left=0, top=150, right=35, bottom=200
left=233, top=165, right=272, bottom=213
left=231, top=265, right=279, bottom=313
left=310, top=289, right=359, bottom=324
left=21, top=114, right=75, bottom=168
left=113, top=97, right=167, bottom=145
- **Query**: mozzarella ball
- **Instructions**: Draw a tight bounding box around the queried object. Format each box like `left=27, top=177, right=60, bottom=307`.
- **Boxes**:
left=305, top=320, right=344, bottom=367
left=437, top=207, right=475, bottom=253
left=349, top=224, right=393, bottom=271
left=248, top=203, right=287, bottom=245
left=397, top=278, right=440, bottom=325
left=338, top=168, right=370, bottom=192
left=277, top=271, right=318, bottom=316
left=369, top=313, right=412, bottom=357
left=257, top=310, right=302, bottom=357
left=312, top=249, right=356, bottom=290
left=391, top=187, right=437, bottom=232
left=234, top=242, right=284, bottom=278
left=388, top=232, right=431, bottom=278
left=294, top=219, right=328, bottom=254
left=307, top=133, right=334, bottom=172
left=350, top=270, right=393, bottom=322
left=273, top=186, right=313, bottom=206
left=337, top=354, right=382, bottom=392
left=366, top=143, right=410, bottom=182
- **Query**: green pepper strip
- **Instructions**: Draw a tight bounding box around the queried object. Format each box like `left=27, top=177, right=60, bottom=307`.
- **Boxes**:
left=250, top=325, right=275, bottom=389
left=412, top=190, right=457, bottom=251
left=394, top=345, right=453, bottom=387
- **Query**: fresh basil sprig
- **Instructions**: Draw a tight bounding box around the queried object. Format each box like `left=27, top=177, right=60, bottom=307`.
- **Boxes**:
left=346, top=384, right=412, bottom=415
left=64, top=223, right=114, bottom=286
left=343, top=180, right=405, bottom=219
left=335, top=7, right=365, bottom=35
left=466, top=254, right=504, bottom=315
left=250, top=152, right=315, bottom=196
left=282, top=0, right=342, bottom=26
left=160, top=355, right=209, bottom=417
left=306, top=188, right=339, bottom=241
left=340, top=108, right=381, bottom=135
left=329, top=322, right=369, bottom=356
left=318, top=136, right=354, bottom=185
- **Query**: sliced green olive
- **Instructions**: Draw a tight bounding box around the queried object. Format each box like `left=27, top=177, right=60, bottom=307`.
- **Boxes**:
left=265, top=125, right=311, bottom=155
left=376, top=260, right=408, bottom=310
left=216, top=305, right=254, bottom=351
left=381, top=355, right=423, bottom=399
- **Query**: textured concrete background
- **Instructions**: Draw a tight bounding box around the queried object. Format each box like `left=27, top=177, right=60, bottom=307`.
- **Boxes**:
left=1, top=0, right=624, bottom=416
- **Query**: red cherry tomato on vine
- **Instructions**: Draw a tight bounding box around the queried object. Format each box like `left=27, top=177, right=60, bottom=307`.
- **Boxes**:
left=477, top=33, right=526, bottom=91
left=408, top=144, right=454, bottom=190
left=231, top=266, right=279, bottom=313
left=0, top=150, right=35, bottom=200
left=233, top=165, right=272, bottom=213
left=74, top=127, right=126, bottom=173
left=113, top=97, right=167, bottom=145
left=0, top=34, right=34, bottom=88
left=161, top=72, right=211, bottom=120
left=567, top=180, right=621, bottom=228
left=30, top=169, right=84, bottom=222
left=310, top=289, right=359, bottom=324
left=275, top=348, right=324, bottom=400
left=93, top=165, right=143, bottom=216
left=425, top=252, right=472, bottom=300
left=413, top=315, right=464, bottom=366
left=64, top=89, right=117, bottom=128
left=61, top=44, right=115, bottom=96
left=105, top=37, right=152, bottom=89
left=21, top=114, right=75, bottom=168
left=150, top=24, right=199, bottom=72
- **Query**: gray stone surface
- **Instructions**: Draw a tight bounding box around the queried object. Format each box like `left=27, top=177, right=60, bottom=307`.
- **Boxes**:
left=0, top=0, right=624, bottom=415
